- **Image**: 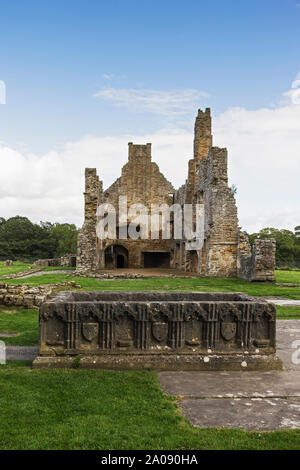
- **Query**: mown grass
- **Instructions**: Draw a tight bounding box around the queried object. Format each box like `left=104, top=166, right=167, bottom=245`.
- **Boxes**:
left=0, top=262, right=75, bottom=278
left=0, top=308, right=38, bottom=345
left=0, top=363, right=299, bottom=450
left=275, top=270, right=300, bottom=284
left=0, top=269, right=299, bottom=449
left=276, top=306, right=300, bottom=319
left=0, top=261, right=34, bottom=276
left=3, top=272, right=300, bottom=300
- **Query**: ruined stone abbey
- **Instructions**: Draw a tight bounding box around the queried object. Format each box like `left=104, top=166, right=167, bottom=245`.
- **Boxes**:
left=76, top=109, right=275, bottom=281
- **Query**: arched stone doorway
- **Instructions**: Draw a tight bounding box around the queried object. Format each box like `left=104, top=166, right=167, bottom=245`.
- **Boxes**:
left=104, top=245, right=128, bottom=269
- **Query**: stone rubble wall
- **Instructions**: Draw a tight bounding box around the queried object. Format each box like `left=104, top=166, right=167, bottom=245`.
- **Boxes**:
left=173, top=110, right=241, bottom=278
left=0, top=281, right=81, bottom=309
left=238, top=238, right=276, bottom=282
left=251, top=238, right=276, bottom=282
left=35, top=254, right=76, bottom=268
left=198, top=147, right=239, bottom=277
left=76, top=168, right=102, bottom=274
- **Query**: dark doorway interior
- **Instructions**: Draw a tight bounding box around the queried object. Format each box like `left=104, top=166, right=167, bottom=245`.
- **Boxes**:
left=189, top=250, right=199, bottom=273
left=104, top=245, right=128, bottom=269
left=143, top=251, right=170, bottom=268
left=117, top=254, right=125, bottom=268
left=105, top=251, right=114, bottom=269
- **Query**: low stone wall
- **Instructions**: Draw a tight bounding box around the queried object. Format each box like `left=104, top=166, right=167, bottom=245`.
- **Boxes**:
left=0, top=281, right=81, bottom=309
left=74, top=271, right=198, bottom=279
left=35, top=258, right=61, bottom=267
left=35, top=254, right=76, bottom=268
left=2, top=268, right=42, bottom=280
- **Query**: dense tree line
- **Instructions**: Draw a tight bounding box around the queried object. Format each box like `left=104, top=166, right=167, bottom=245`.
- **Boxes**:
left=0, top=216, right=78, bottom=261
left=249, top=227, right=300, bottom=268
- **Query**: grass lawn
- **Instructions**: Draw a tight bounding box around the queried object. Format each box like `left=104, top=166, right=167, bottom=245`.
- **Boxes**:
left=276, top=306, right=300, bottom=319
left=0, top=308, right=38, bottom=346
left=0, top=261, right=34, bottom=277
left=0, top=269, right=299, bottom=449
left=3, top=271, right=300, bottom=300
left=275, top=270, right=300, bottom=284
left=0, top=362, right=299, bottom=450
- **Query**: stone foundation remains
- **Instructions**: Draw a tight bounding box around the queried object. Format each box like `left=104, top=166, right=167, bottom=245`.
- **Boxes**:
left=0, top=281, right=81, bottom=309
left=35, top=254, right=77, bottom=268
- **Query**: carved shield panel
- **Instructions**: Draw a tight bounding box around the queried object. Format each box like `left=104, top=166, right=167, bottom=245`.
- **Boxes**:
left=221, top=322, right=236, bottom=342
left=82, top=323, right=99, bottom=342
left=152, top=322, right=168, bottom=342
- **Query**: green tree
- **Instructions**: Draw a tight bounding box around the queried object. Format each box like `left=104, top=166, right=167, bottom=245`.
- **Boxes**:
left=49, top=223, right=78, bottom=257
left=0, top=216, right=57, bottom=260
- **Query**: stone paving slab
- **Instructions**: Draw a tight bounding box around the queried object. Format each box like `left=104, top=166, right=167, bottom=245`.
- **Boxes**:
left=264, top=298, right=300, bottom=307
left=158, top=370, right=300, bottom=398
left=158, top=320, right=300, bottom=431
left=18, top=270, right=71, bottom=279
left=6, top=346, right=38, bottom=361
left=276, top=320, right=300, bottom=370
left=180, top=398, right=300, bottom=431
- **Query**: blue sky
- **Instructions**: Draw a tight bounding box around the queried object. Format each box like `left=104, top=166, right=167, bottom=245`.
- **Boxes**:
left=0, top=0, right=299, bottom=231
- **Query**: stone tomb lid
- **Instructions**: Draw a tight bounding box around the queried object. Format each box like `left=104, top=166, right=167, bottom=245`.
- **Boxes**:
left=42, top=291, right=268, bottom=304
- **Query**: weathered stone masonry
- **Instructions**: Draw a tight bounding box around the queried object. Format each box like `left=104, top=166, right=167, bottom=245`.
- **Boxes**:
left=0, top=281, right=81, bottom=308
left=76, top=108, right=275, bottom=281
left=34, top=291, right=281, bottom=371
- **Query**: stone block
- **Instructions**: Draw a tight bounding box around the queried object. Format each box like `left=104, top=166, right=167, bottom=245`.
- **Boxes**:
left=34, top=291, right=281, bottom=371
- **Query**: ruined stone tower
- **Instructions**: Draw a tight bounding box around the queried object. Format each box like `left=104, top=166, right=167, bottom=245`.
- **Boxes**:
left=76, top=108, right=275, bottom=281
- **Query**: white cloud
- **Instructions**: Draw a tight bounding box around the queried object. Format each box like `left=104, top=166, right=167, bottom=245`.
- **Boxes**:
left=102, top=73, right=126, bottom=81
left=283, top=73, right=300, bottom=105
left=94, top=87, right=209, bottom=117
left=0, top=130, right=193, bottom=227
left=0, top=77, right=299, bottom=233
left=213, top=76, right=300, bottom=232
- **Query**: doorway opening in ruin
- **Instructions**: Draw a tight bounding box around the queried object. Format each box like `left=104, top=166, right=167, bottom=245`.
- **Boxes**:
left=70, top=256, right=77, bottom=267
left=117, top=254, right=125, bottom=268
left=143, top=251, right=170, bottom=268
left=201, top=240, right=207, bottom=274
left=104, top=245, right=128, bottom=269
left=189, top=250, right=199, bottom=273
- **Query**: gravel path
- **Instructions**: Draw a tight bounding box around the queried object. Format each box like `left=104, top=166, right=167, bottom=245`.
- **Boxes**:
left=18, top=270, right=72, bottom=279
